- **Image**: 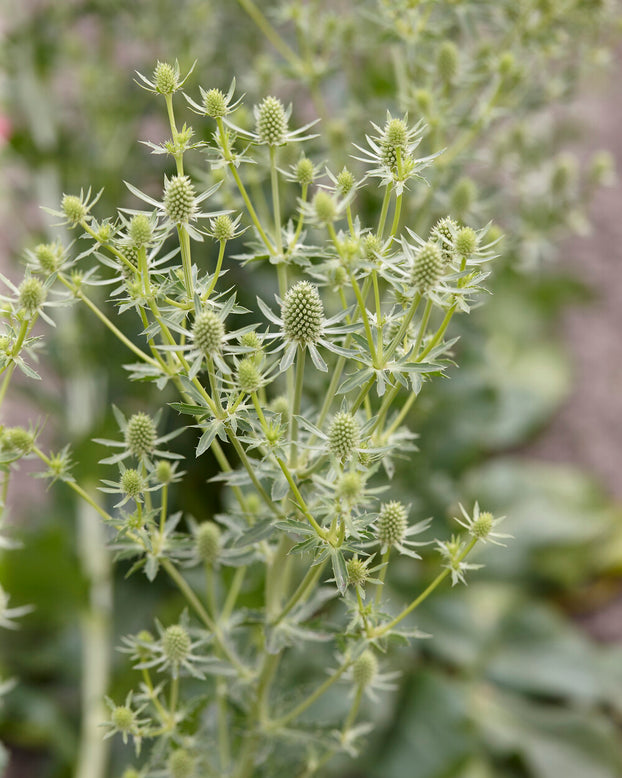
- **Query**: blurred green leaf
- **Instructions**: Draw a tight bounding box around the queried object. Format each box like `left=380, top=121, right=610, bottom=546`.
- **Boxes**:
left=473, top=687, right=622, bottom=778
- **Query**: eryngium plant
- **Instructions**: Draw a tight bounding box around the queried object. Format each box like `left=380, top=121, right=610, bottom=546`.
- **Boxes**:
left=1, top=64, right=510, bottom=777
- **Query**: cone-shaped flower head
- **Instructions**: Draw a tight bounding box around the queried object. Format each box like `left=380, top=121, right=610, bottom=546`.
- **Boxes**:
left=193, top=310, right=225, bottom=354
left=411, top=241, right=443, bottom=291
left=282, top=281, right=324, bottom=345
left=328, top=412, right=360, bottom=461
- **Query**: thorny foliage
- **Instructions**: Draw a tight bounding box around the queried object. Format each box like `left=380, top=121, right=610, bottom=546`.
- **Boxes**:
left=0, top=61, right=512, bottom=777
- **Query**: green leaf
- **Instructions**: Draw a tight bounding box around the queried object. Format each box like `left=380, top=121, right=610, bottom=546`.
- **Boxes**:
left=169, top=401, right=210, bottom=416
left=330, top=549, right=347, bottom=595
left=475, top=687, right=622, bottom=778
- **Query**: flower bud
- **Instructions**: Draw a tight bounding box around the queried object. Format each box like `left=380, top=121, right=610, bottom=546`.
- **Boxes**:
left=332, top=265, right=347, bottom=287
left=551, top=154, right=578, bottom=196
left=411, top=241, right=443, bottom=292
left=312, top=190, right=337, bottom=225
left=381, top=118, right=408, bottom=171
left=255, top=96, right=288, bottom=146
left=211, top=214, right=234, bottom=242
left=328, top=412, right=360, bottom=462
left=282, top=281, right=324, bottom=345
left=111, top=706, right=135, bottom=733
left=204, top=88, right=227, bottom=117
left=237, top=357, right=261, bottom=394
left=121, top=469, right=143, bottom=499
left=471, top=510, right=494, bottom=539
left=450, top=177, right=476, bottom=217
left=336, top=166, right=355, bottom=196
left=498, top=52, right=515, bottom=80
left=346, top=556, right=368, bottom=587
left=437, top=41, right=458, bottom=83
left=414, top=88, right=432, bottom=115
left=3, top=427, right=34, bottom=455
left=164, top=175, right=196, bottom=224
left=34, top=243, right=61, bottom=275
left=167, top=749, right=195, bottom=778
left=129, top=214, right=153, bottom=247
left=62, top=194, right=87, bottom=225
left=125, top=412, right=157, bottom=458
left=296, top=157, right=315, bottom=186
left=163, top=624, right=191, bottom=663
left=18, top=277, right=46, bottom=316
left=352, top=650, right=377, bottom=688
left=376, top=501, right=408, bottom=547
left=196, top=521, right=221, bottom=564
left=589, top=150, right=616, bottom=186
left=270, top=395, right=290, bottom=418
left=240, top=331, right=262, bottom=352
left=155, top=460, right=173, bottom=484
left=153, top=61, right=178, bottom=94
left=431, top=216, right=457, bottom=262
left=96, top=225, right=113, bottom=245
left=193, top=310, right=225, bottom=354
left=336, top=471, right=365, bottom=504
left=135, top=630, right=155, bottom=660
left=362, top=233, right=381, bottom=261
left=454, top=226, right=478, bottom=258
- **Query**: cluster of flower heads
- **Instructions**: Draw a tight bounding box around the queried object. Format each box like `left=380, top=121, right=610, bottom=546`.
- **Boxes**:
left=0, top=56, right=516, bottom=778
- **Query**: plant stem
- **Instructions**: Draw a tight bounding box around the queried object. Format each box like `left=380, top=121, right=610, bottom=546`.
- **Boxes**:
left=270, top=658, right=351, bottom=729
left=418, top=301, right=458, bottom=361
left=377, top=185, right=392, bottom=239
left=58, top=275, right=162, bottom=370
left=34, top=447, right=113, bottom=523
left=177, top=224, right=194, bottom=301
left=275, top=456, right=328, bottom=540
left=271, top=560, right=326, bottom=626
left=227, top=431, right=281, bottom=515
left=290, top=346, right=305, bottom=467
left=217, top=118, right=273, bottom=253
left=383, top=292, right=421, bottom=362
left=372, top=537, right=478, bottom=637
left=374, top=548, right=391, bottom=608
left=221, top=566, right=247, bottom=623
left=206, top=239, right=227, bottom=297
left=413, top=297, right=434, bottom=355
left=270, top=146, right=283, bottom=257
left=161, top=559, right=250, bottom=678
left=236, top=0, right=302, bottom=70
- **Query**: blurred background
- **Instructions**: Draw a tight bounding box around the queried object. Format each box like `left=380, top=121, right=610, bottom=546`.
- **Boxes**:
left=1, top=1, right=622, bottom=777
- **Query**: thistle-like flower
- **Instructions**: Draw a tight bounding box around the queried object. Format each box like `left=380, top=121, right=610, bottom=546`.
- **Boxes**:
left=258, top=280, right=356, bottom=372
left=135, top=60, right=196, bottom=96
left=43, top=187, right=103, bottom=228
left=95, top=406, right=183, bottom=467
left=454, top=502, right=510, bottom=546
left=130, top=612, right=212, bottom=679
left=185, top=78, right=243, bottom=118
left=343, top=650, right=400, bottom=702
left=410, top=241, right=444, bottom=293
left=124, top=176, right=226, bottom=241
left=374, top=501, right=431, bottom=558
left=102, top=691, right=149, bottom=754
left=225, top=95, right=318, bottom=147
left=195, top=521, right=222, bottom=565
left=192, top=309, right=225, bottom=355
left=437, top=535, right=484, bottom=586
left=328, top=411, right=360, bottom=462
left=352, top=112, right=442, bottom=194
